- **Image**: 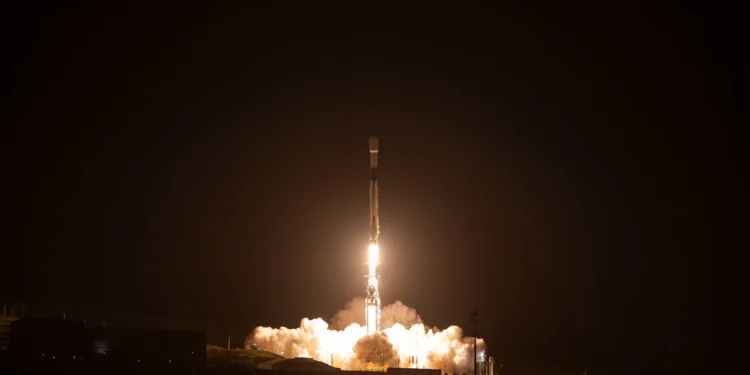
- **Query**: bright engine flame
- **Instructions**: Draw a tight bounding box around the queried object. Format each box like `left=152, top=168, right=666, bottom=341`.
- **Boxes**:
left=247, top=299, right=485, bottom=373
left=368, top=244, right=379, bottom=274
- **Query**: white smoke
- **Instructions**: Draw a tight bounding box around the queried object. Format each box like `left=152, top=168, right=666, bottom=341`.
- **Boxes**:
left=381, top=300, right=423, bottom=329
left=330, top=298, right=366, bottom=330
left=247, top=299, right=486, bottom=373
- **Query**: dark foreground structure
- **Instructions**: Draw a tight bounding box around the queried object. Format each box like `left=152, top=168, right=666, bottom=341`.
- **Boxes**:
left=3, top=318, right=205, bottom=374
left=1, top=318, right=444, bottom=375
left=207, top=368, right=443, bottom=375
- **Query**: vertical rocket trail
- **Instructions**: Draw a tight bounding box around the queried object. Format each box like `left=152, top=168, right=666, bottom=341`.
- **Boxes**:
left=366, top=137, right=381, bottom=335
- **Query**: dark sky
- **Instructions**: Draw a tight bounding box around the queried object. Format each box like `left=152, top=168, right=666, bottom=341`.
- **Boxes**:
left=3, top=3, right=745, bottom=374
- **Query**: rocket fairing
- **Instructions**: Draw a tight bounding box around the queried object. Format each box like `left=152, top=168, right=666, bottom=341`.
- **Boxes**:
left=365, top=137, right=381, bottom=335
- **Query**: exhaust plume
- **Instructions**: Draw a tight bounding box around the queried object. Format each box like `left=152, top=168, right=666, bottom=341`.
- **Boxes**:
left=353, top=332, right=399, bottom=368
left=381, top=300, right=423, bottom=329
left=330, top=298, right=366, bottom=330
left=247, top=299, right=485, bottom=373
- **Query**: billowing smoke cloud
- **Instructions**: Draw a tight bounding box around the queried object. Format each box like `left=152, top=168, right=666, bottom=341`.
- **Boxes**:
left=247, top=299, right=486, bottom=373
left=330, top=298, right=366, bottom=330
left=331, top=298, right=423, bottom=331
left=381, top=300, right=423, bottom=329
left=353, top=332, right=399, bottom=368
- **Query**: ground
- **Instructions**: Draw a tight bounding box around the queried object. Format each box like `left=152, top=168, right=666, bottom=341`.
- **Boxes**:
left=206, top=344, right=282, bottom=369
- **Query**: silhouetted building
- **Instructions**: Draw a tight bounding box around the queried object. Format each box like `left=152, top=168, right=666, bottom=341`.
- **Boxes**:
left=85, top=326, right=206, bottom=373
left=9, top=318, right=86, bottom=359
left=5, top=319, right=206, bottom=374
left=5, top=318, right=86, bottom=373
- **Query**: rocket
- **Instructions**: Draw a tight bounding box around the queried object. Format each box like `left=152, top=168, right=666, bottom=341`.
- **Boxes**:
left=369, top=137, right=380, bottom=246
left=365, top=137, right=381, bottom=335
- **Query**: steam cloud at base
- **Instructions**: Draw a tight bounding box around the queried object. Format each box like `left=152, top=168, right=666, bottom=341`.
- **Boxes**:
left=247, top=298, right=486, bottom=373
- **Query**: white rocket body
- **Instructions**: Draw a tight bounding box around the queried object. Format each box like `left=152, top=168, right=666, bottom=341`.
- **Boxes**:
left=366, top=137, right=381, bottom=335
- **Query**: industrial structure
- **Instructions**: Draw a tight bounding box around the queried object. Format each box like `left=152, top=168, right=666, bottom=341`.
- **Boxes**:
left=4, top=318, right=205, bottom=374
left=365, top=137, right=382, bottom=335
left=85, top=326, right=206, bottom=370
left=8, top=318, right=86, bottom=360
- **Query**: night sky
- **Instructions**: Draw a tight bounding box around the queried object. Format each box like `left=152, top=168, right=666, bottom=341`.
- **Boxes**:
left=3, top=3, right=745, bottom=374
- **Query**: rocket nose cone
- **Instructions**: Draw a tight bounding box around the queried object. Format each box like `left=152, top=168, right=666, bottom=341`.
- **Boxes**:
left=369, top=137, right=379, bottom=152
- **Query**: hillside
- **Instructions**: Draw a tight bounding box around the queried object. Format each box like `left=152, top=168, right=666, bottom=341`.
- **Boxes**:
left=206, top=344, right=282, bottom=370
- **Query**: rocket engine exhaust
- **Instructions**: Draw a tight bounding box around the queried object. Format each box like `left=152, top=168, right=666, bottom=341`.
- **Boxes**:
left=245, top=137, right=490, bottom=373
left=366, top=137, right=381, bottom=335
left=248, top=298, right=487, bottom=373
